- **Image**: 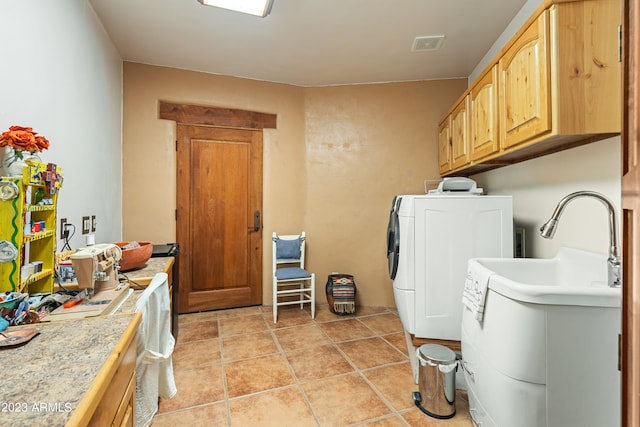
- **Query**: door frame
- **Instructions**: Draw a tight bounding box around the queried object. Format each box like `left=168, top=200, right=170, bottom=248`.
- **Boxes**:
left=159, top=101, right=276, bottom=313
left=622, top=1, right=640, bottom=424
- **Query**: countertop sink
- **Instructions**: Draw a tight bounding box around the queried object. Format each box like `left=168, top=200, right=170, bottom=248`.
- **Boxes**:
left=471, top=247, right=621, bottom=307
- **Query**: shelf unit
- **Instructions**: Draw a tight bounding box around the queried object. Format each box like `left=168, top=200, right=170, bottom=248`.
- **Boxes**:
left=0, top=161, right=63, bottom=294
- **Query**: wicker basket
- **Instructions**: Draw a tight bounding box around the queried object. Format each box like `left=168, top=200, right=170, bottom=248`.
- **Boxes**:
left=325, top=273, right=357, bottom=315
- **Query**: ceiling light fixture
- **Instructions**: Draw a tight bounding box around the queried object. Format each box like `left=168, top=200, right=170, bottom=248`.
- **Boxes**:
left=197, top=0, right=274, bottom=17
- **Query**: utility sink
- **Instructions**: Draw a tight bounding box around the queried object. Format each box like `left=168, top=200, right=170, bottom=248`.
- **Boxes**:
left=463, top=246, right=621, bottom=427
left=472, top=246, right=621, bottom=307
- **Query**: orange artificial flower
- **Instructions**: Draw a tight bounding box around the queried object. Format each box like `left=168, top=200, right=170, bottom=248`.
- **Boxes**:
left=34, top=135, right=50, bottom=151
left=0, top=125, right=50, bottom=155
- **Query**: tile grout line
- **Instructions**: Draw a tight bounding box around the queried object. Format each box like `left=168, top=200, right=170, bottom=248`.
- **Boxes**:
left=159, top=306, right=448, bottom=426
left=217, top=315, right=234, bottom=427
left=344, top=310, right=417, bottom=426
left=328, top=327, right=408, bottom=424
left=309, top=309, right=413, bottom=425
left=267, top=308, right=405, bottom=426
left=266, top=311, right=323, bottom=426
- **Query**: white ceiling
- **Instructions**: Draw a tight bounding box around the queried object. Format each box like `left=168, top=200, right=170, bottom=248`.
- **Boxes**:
left=89, top=0, right=528, bottom=87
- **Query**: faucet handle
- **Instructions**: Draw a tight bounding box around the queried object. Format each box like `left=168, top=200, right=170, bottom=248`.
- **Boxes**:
left=608, top=256, right=622, bottom=287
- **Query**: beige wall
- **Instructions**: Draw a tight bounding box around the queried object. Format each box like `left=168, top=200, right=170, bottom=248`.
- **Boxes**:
left=472, top=137, right=621, bottom=259
left=302, top=83, right=466, bottom=306
left=122, top=62, right=466, bottom=307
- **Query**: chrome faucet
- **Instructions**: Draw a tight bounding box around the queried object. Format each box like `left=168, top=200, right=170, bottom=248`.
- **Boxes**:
left=540, top=191, right=621, bottom=287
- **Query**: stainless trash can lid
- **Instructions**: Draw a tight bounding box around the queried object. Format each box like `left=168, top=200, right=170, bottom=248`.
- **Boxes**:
left=417, top=344, right=456, bottom=364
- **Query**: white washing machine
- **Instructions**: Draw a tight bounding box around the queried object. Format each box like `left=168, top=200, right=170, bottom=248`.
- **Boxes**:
left=386, top=178, right=513, bottom=341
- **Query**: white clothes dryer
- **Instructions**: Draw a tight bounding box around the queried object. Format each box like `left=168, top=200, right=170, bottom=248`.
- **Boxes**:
left=387, top=186, right=513, bottom=341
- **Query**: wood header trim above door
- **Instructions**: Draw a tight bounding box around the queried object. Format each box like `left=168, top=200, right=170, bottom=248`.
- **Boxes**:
left=159, top=101, right=277, bottom=129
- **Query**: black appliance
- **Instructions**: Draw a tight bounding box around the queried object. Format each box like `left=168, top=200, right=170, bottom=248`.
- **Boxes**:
left=387, top=196, right=401, bottom=280
left=151, top=243, right=180, bottom=340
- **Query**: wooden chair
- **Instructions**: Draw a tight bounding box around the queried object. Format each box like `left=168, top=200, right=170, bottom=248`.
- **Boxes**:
left=272, top=232, right=315, bottom=323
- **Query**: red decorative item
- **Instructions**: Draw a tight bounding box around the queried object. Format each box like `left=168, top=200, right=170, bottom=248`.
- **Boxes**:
left=41, top=163, right=61, bottom=194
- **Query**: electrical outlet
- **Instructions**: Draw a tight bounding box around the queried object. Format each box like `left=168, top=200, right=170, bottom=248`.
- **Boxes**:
left=60, top=218, right=68, bottom=239
left=82, top=216, right=90, bottom=235
left=91, top=215, right=96, bottom=232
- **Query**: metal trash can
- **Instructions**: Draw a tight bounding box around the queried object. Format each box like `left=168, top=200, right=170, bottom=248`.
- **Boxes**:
left=412, top=344, right=456, bottom=419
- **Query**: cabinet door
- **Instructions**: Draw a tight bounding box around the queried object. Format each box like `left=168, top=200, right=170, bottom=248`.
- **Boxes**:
left=470, top=66, right=500, bottom=161
left=450, top=96, right=470, bottom=170
left=499, top=11, right=551, bottom=149
left=438, top=117, right=452, bottom=175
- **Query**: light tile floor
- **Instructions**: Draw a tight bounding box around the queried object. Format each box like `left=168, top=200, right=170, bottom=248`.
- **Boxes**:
left=151, top=304, right=473, bottom=427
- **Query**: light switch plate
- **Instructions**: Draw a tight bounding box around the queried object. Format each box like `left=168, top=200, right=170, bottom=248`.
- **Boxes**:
left=82, top=216, right=90, bottom=235
left=60, top=218, right=68, bottom=239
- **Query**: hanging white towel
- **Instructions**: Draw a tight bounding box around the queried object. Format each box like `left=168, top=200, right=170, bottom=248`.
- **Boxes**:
left=134, top=272, right=178, bottom=427
left=462, top=260, right=494, bottom=322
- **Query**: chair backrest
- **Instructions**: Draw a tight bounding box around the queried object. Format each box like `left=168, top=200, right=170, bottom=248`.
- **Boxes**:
left=272, top=232, right=307, bottom=272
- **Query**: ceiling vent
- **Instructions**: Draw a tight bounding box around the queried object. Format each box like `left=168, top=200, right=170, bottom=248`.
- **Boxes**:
left=412, top=35, right=445, bottom=52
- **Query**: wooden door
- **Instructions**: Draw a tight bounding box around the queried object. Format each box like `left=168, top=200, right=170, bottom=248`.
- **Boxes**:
left=438, top=116, right=452, bottom=175
left=622, top=0, right=640, bottom=424
left=470, top=65, right=500, bottom=161
left=450, top=96, right=470, bottom=170
left=176, top=125, right=263, bottom=313
left=499, top=11, right=551, bottom=149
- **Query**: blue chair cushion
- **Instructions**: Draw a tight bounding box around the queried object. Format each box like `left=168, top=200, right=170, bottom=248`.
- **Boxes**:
left=276, top=238, right=301, bottom=259
left=276, top=267, right=312, bottom=280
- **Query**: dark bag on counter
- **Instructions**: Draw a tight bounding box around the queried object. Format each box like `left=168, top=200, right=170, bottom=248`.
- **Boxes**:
left=325, top=273, right=357, bottom=315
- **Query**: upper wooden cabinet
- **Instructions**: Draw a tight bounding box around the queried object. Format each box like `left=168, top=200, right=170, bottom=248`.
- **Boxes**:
left=470, top=65, right=500, bottom=160
left=438, top=117, right=452, bottom=175
left=499, top=12, right=551, bottom=149
left=439, top=95, right=471, bottom=172
left=551, top=0, right=621, bottom=134
left=450, top=96, right=471, bottom=169
left=439, top=0, right=621, bottom=176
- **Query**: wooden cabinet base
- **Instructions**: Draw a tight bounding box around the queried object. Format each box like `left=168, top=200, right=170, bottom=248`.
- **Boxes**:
left=66, top=313, right=141, bottom=426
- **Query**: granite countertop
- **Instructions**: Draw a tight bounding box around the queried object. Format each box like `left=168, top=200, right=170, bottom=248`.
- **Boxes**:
left=116, top=288, right=143, bottom=314
left=0, top=313, right=138, bottom=426
left=115, top=256, right=174, bottom=313
left=120, top=256, right=173, bottom=285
